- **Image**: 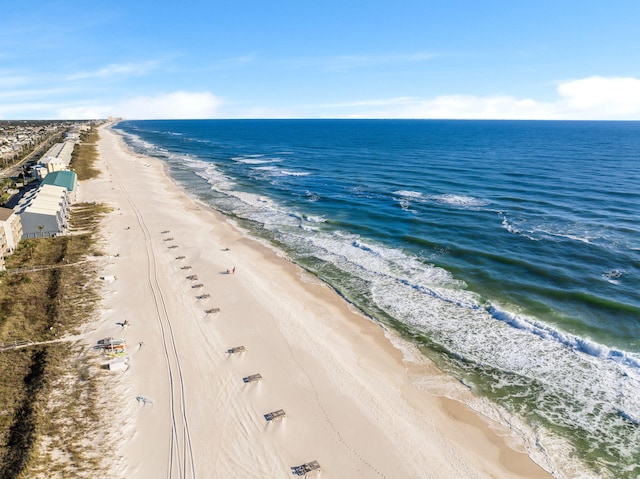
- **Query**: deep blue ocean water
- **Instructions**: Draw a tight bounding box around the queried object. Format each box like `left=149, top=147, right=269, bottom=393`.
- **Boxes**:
left=115, top=119, right=640, bottom=478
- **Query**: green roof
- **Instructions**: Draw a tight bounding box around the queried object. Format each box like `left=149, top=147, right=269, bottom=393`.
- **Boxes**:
left=41, top=170, right=77, bottom=192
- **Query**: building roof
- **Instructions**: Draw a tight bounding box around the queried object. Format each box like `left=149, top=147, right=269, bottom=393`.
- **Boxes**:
left=31, top=197, right=63, bottom=210
left=16, top=184, right=65, bottom=206
left=41, top=170, right=77, bottom=192
left=38, top=184, right=67, bottom=198
left=0, top=207, right=14, bottom=221
left=23, top=205, right=60, bottom=216
left=40, top=141, right=75, bottom=167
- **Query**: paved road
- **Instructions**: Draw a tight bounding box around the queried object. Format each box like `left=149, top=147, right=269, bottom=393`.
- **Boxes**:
left=0, top=132, right=64, bottom=179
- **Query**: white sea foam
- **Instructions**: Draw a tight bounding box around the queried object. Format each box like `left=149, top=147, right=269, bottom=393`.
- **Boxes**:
left=118, top=130, right=158, bottom=154
left=495, top=211, right=628, bottom=251
left=233, top=156, right=282, bottom=164
left=393, top=191, right=489, bottom=209
left=303, top=215, right=326, bottom=224
left=252, top=165, right=279, bottom=172
left=392, top=191, right=420, bottom=212
left=250, top=166, right=310, bottom=177
left=499, top=212, right=521, bottom=234
left=297, top=223, right=636, bottom=388
left=397, top=199, right=416, bottom=212
left=393, top=190, right=423, bottom=198
left=180, top=157, right=237, bottom=191
left=539, top=230, right=593, bottom=244
left=430, top=194, right=490, bottom=208
left=603, top=269, right=623, bottom=285
left=268, top=215, right=640, bottom=474
left=380, top=282, right=640, bottom=467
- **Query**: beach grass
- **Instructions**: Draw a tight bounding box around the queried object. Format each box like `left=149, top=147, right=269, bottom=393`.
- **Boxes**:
left=0, top=199, right=111, bottom=478
left=69, top=127, right=100, bottom=181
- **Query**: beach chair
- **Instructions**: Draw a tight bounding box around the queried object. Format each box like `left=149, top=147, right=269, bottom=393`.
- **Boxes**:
left=205, top=308, right=220, bottom=314
left=226, top=346, right=246, bottom=354
left=163, top=237, right=174, bottom=241
left=186, top=275, right=198, bottom=280
left=168, top=245, right=178, bottom=249
left=264, top=409, right=286, bottom=421
left=181, top=265, right=192, bottom=270
left=191, top=283, right=204, bottom=288
left=97, top=338, right=126, bottom=354
left=290, top=461, right=321, bottom=476
left=175, top=255, right=186, bottom=260
left=196, top=293, right=210, bottom=299
left=242, top=373, right=262, bottom=383
left=161, top=230, right=170, bottom=234
left=97, top=337, right=115, bottom=347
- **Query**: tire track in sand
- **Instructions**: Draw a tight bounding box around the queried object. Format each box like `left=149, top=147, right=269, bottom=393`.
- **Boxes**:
left=114, top=163, right=196, bottom=479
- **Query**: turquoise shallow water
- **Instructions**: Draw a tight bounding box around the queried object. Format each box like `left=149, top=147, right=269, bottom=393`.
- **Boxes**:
left=116, top=119, right=640, bottom=478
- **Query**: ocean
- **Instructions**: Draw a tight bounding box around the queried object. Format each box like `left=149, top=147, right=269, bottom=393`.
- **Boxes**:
left=114, top=119, right=640, bottom=478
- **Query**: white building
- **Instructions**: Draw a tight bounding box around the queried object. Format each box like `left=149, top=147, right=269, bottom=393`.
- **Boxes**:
left=16, top=184, right=69, bottom=238
left=0, top=206, right=23, bottom=252
left=38, top=140, right=75, bottom=173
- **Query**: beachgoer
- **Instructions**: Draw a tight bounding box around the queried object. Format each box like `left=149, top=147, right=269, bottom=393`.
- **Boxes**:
left=232, top=267, right=235, bottom=274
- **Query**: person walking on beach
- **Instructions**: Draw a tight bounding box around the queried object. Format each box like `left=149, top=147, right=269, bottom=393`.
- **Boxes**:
left=232, top=266, right=235, bottom=274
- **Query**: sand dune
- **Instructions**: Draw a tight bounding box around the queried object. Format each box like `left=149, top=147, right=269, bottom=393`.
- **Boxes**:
left=81, top=123, right=553, bottom=478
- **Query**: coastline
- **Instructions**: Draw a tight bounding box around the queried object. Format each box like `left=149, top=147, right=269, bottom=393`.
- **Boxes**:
left=83, top=122, right=554, bottom=478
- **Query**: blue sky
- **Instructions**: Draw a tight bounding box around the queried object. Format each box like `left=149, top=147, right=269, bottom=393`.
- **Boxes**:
left=2, top=0, right=640, bottom=120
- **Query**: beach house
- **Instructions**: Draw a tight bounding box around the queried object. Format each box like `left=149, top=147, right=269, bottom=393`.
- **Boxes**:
left=0, top=206, right=23, bottom=253
left=15, top=184, right=70, bottom=238
left=38, top=140, right=75, bottom=173
left=41, top=170, right=78, bottom=203
left=0, top=207, right=22, bottom=270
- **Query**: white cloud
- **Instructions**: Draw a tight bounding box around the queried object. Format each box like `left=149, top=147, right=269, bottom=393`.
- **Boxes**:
left=10, top=76, right=640, bottom=120
left=556, top=76, right=640, bottom=119
left=118, top=91, right=223, bottom=119
left=0, top=101, right=61, bottom=119
left=56, top=104, right=114, bottom=120
left=345, top=95, right=556, bottom=120
left=57, top=91, right=224, bottom=120
left=0, top=87, right=74, bottom=102
left=315, top=76, right=640, bottom=120
left=66, top=61, right=162, bottom=81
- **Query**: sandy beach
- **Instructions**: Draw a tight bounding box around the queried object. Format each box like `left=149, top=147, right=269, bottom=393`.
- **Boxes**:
left=81, top=123, right=554, bottom=479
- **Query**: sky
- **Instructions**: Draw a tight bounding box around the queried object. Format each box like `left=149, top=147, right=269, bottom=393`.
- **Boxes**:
left=1, top=0, right=640, bottom=120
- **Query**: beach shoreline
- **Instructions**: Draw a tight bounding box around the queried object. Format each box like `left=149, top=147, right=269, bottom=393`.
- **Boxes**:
left=83, top=122, right=555, bottom=478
